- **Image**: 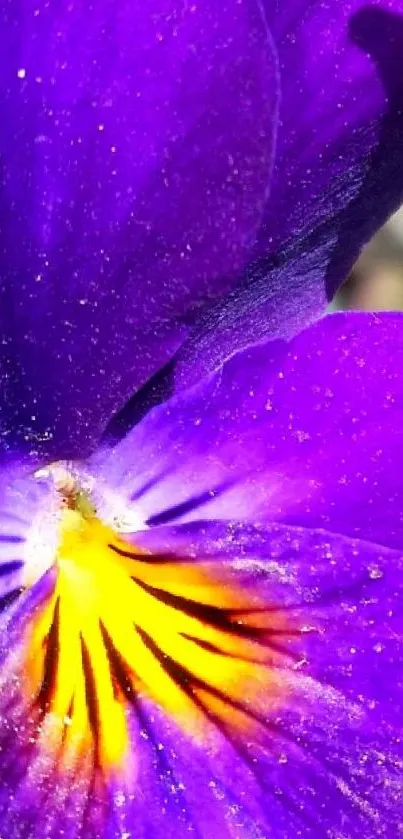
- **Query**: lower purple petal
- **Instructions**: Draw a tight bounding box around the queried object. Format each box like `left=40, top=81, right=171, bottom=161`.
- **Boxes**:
left=0, top=519, right=401, bottom=837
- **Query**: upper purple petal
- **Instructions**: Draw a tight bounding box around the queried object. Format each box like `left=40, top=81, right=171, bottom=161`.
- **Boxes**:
left=173, top=1, right=403, bottom=386
left=0, top=0, right=277, bottom=459
left=264, top=2, right=403, bottom=264
left=93, top=311, right=403, bottom=551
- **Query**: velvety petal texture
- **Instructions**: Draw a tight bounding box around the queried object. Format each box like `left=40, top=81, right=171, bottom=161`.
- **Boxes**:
left=0, top=313, right=401, bottom=836
left=97, top=312, right=403, bottom=552
left=264, top=2, right=403, bottom=264
left=134, top=520, right=403, bottom=838
left=0, top=0, right=277, bottom=459
left=0, top=504, right=401, bottom=838
left=173, top=1, right=403, bottom=387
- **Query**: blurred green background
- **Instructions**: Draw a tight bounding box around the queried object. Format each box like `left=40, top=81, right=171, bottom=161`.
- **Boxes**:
left=333, top=207, right=403, bottom=311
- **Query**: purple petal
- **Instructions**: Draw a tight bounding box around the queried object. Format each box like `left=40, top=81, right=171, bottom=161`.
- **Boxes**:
left=0, top=462, right=51, bottom=601
left=265, top=3, right=403, bottom=269
left=174, top=3, right=403, bottom=385
left=0, top=518, right=401, bottom=838
left=133, top=519, right=403, bottom=838
left=92, top=311, right=403, bottom=551
left=0, top=0, right=277, bottom=459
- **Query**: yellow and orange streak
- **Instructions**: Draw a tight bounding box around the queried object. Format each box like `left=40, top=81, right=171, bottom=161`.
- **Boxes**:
left=24, top=503, right=296, bottom=779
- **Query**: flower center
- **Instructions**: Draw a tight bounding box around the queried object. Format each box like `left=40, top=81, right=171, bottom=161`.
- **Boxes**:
left=21, top=468, right=292, bottom=781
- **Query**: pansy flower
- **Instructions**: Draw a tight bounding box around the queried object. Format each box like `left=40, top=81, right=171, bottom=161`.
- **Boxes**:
left=1, top=2, right=403, bottom=839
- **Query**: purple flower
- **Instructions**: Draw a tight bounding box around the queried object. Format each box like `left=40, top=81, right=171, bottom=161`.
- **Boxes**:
left=0, top=311, right=402, bottom=839
left=1, top=2, right=403, bottom=838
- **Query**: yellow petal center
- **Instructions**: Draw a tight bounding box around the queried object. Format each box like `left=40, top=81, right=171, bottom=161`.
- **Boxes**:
left=23, top=472, right=292, bottom=779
